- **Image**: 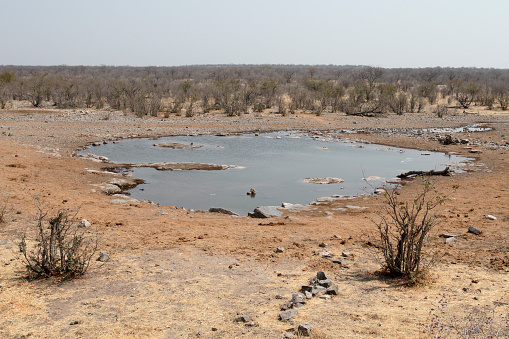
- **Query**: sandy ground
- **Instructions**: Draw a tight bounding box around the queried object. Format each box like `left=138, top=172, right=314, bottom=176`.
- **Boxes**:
left=1, top=105, right=509, bottom=338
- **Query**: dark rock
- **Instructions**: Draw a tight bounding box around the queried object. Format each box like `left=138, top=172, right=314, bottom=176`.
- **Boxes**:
left=97, top=251, right=110, bottom=262
left=439, top=233, right=460, bottom=238
left=318, top=279, right=332, bottom=288
left=468, top=226, right=482, bottom=235
left=209, top=207, right=240, bottom=216
left=69, top=320, right=80, bottom=325
left=326, top=285, right=339, bottom=295
left=279, top=309, right=298, bottom=321
left=316, top=271, right=327, bottom=280
left=301, top=285, right=313, bottom=293
left=297, top=324, right=313, bottom=336
left=249, top=206, right=283, bottom=218
left=318, top=242, right=328, bottom=248
left=211, top=327, right=218, bottom=331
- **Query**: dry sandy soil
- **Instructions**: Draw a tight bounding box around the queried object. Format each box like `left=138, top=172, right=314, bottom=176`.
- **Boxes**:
left=1, top=104, right=509, bottom=338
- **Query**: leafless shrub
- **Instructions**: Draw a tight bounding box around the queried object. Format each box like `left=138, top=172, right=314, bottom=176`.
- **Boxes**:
left=0, top=197, right=10, bottom=223
left=421, top=296, right=509, bottom=338
left=371, top=178, right=444, bottom=277
left=18, top=206, right=97, bottom=280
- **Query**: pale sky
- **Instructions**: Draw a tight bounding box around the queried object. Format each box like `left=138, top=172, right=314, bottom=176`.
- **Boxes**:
left=1, top=0, right=508, bottom=68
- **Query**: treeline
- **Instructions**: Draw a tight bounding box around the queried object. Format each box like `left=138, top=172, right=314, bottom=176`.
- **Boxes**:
left=0, top=65, right=508, bottom=117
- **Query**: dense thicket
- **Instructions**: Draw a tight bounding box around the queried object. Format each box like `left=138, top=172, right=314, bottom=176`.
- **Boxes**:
left=1, top=65, right=508, bottom=116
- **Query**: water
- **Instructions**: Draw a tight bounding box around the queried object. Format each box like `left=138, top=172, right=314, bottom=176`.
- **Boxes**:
left=79, top=132, right=471, bottom=215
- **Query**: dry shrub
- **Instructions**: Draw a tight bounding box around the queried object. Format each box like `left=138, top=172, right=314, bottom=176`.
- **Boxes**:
left=371, top=178, right=444, bottom=277
left=19, top=206, right=97, bottom=280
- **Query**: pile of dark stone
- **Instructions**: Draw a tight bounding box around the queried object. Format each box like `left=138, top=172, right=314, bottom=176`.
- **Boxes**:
left=278, top=271, right=338, bottom=322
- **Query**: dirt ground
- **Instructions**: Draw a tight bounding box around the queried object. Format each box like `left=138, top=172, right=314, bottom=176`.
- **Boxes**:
left=1, top=105, right=509, bottom=338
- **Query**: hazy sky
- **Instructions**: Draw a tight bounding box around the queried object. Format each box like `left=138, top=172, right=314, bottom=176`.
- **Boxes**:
left=1, top=0, right=508, bottom=68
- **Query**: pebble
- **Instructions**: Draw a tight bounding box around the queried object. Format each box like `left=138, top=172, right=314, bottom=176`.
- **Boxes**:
left=485, top=214, right=497, bottom=220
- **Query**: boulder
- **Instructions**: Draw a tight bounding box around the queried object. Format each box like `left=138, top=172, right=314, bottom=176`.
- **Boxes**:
left=249, top=206, right=283, bottom=218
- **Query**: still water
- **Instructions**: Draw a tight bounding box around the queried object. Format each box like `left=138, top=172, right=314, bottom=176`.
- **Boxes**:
left=80, top=132, right=470, bottom=215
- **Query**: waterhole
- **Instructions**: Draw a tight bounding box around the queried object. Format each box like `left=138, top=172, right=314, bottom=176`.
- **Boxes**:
left=80, top=132, right=471, bottom=215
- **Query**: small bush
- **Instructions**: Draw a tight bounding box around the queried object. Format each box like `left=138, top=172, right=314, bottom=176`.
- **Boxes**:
left=19, top=207, right=97, bottom=280
left=0, top=197, right=9, bottom=223
left=371, top=178, right=444, bottom=277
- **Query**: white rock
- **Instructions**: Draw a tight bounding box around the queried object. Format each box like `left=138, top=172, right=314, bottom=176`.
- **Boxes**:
left=78, top=219, right=91, bottom=228
left=486, top=214, right=497, bottom=220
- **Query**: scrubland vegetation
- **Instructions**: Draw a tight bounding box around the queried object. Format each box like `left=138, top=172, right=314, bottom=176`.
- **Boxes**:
left=1, top=65, right=508, bottom=116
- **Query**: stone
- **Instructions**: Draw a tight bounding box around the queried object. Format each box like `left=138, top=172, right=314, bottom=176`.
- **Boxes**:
left=485, top=214, right=497, bottom=220
left=209, top=207, right=240, bottom=216
left=283, top=333, right=293, bottom=338
left=333, top=259, right=347, bottom=266
left=326, top=285, right=339, bottom=295
left=318, top=279, right=332, bottom=288
left=439, top=233, right=460, bottom=238
left=69, top=320, right=80, bottom=325
left=78, top=219, right=91, bottom=228
left=445, top=237, right=458, bottom=244
left=249, top=206, right=283, bottom=218
left=279, top=309, right=298, bottom=321
left=297, top=324, right=313, bottom=336
left=318, top=242, right=328, bottom=248
left=316, top=271, right=327, bottom=280
left=108, top=178, right=136, bottom=190
left=341, top=250, right=352, bottom=258
left=280, top=302, right=294, bottom=311
left=97, top=251, right=110, bottom=262
left=319, top=295, right=331, bottom=300
left=99, top=183, right=122, bottom=195
left=291, top=293, right=306, bottom=304
left=0, top=239, right=8, bottom=245
left=235, top=315, right=252, bottom=323
left=468, top=226, right=482, bottom=235
left=275, top=246, right=285, bottom=253
left=310, top=286, right=327, bottom=296
left=5, top=244, right=13, bottom=249
left=304, top=291, right=313, bottom=299
left=318, top=250, right=333, bottom=258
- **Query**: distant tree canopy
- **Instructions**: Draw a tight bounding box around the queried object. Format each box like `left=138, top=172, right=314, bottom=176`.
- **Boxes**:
left=0, top=65, right=508, bottom=115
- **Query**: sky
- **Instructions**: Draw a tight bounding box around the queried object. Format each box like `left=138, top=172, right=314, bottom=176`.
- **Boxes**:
left=1, top=0, right=508, bottom=68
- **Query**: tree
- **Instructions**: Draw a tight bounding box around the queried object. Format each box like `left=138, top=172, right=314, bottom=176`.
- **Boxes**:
left=456, top=81, right=480, bottom=109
